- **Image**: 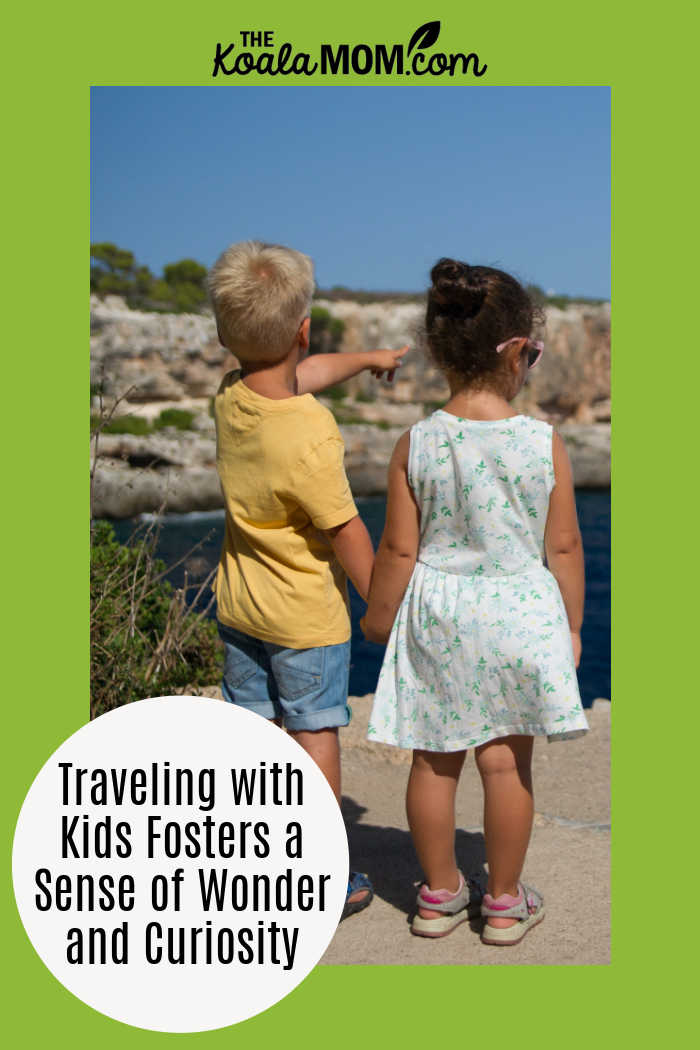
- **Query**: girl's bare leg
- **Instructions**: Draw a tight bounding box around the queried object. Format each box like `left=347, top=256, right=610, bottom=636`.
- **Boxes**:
left=475, top=735, right=534, bottom=928
left=406, top=749, right=467, bottom=919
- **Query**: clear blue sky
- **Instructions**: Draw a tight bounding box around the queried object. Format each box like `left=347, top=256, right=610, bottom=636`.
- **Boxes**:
left=91, top=87, right=609, bottom=298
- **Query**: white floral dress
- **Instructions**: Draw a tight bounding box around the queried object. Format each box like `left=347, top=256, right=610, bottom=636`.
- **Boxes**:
left=368, top=412, right=589, bottom=752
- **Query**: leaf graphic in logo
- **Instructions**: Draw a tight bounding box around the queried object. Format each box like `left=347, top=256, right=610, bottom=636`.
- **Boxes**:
left=407, top=20, right=441, bottom=56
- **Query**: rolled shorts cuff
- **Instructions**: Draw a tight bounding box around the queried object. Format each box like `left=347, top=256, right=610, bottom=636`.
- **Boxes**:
left=284, top=703, right=352, bottom=733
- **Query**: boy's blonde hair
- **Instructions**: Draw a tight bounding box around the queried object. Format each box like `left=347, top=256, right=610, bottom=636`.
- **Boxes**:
left=208, top=241, right=315, bottom=362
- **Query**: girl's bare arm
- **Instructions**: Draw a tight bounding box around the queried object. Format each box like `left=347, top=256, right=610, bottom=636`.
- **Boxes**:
left=361, top=431, right=420, bottom=644
left=544, top=431, right=585, bottom=666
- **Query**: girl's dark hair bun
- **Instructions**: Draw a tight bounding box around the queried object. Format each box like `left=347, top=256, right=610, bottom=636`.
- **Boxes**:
left=425, top=256, right=539, bottom=388
left=430, top=257, right=487, bottom=319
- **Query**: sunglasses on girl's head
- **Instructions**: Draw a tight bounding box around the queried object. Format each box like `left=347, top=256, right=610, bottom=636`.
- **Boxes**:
left=496, top=336, right=544, bottom=369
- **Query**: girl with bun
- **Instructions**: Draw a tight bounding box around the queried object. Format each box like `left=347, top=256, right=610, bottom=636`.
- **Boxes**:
left=361, top=258, right=589, bottom=946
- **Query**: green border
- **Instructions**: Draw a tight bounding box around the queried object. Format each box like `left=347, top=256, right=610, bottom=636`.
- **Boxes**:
left=7, top=0, right=684, bottom=1044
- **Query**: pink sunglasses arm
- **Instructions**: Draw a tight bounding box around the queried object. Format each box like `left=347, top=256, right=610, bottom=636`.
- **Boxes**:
left=495, top=337, right=543, bottom=368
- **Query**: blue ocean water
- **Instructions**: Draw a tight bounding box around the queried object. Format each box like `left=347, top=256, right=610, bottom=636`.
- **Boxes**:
left=112, top=490, right=610, bottom=707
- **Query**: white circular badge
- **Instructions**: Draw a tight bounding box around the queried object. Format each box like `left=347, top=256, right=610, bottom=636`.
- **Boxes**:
left=12, top=697, right=348, bottom=1032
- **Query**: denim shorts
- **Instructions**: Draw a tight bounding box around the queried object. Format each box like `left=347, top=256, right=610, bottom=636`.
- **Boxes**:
left=217, top=621, right=352, bottom=732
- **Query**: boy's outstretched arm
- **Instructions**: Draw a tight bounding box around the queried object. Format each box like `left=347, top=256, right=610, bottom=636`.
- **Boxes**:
left=324, top=515, right=375, bottom=602
left=297, top=346, right=409, bottom=395
left=360, top=431, right=420, bottom=644
left=544, top=431, right=585, bottom=667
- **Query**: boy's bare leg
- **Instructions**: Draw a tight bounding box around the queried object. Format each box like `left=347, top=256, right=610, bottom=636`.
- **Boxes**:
left=289, top=727, right=368, bottom=905
left=289, top=727, right=341, bottom=802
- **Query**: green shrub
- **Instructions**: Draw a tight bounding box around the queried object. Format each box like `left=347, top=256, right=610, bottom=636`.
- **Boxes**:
left=333, top=411, right=390, bottom=429
left=154, top=408, right=196, bottom=431
left=309, top=307, right=345, bottom=356
left=90, top=521, right=222, bottom=717
left=332, top=411, right=361, bottom=424
left=323, top=385, right=347, bottom=402
left=355, top=391, right=376, bottom=403
left=89, top=406, right=197, bottom=437
left=171, top=282, right=208, bottom=313
left=318, top=287, right=426, bottom=305
left=149, top=279, right=174, bottom=304
left=526, top=283, right=607, bottom=310
left=91, top=414, right=152, bottom=436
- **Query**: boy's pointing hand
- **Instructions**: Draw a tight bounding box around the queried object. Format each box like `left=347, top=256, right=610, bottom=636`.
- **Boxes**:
left=369, top=345, right=410, bottom=383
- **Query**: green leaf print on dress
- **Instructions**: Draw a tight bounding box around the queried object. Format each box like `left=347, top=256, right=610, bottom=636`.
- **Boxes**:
left=368, top=412, right=589, bottom=752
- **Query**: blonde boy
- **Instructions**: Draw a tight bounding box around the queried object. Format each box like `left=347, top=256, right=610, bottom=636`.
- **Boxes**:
left=209, top=241, right=407, bottom=917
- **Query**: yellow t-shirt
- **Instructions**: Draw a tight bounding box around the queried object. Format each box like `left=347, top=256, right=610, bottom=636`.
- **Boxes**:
left=214, top=371, right=358, bottom=648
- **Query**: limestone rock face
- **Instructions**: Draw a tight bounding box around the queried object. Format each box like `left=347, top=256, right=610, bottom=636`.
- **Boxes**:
left=91, top=458, right=223, bottom=519
left=340, top=423, right=609, bottom=496
left=523, top=304, right=611, bottom=421
left=558, top=423, right=611, bottom=488
left=90, top=296, right=610, bottom=517
left=314, top=298, right=610, bottom=422
left=90, top=420, right=609, bottom=518
left=91, top=295, right=610, bottom=422
left=91, top=295, right=227, bottom=404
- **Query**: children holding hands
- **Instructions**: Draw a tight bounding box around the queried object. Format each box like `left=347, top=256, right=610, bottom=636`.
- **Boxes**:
left=210, top=240, right=589, bottom=947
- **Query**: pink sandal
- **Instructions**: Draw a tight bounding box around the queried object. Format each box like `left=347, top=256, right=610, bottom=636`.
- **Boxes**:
left=411, top=872, right=483, bottom=939
left=480, top=883, right=545, bottom=946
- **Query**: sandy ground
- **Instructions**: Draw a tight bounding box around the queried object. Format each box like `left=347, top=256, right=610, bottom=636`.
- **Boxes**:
left=321, top=695, right=610, bottom=966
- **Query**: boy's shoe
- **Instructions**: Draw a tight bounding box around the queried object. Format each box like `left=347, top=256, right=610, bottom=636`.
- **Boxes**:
left=411, top=872, right=483, bottom=939
left=480, top=883, right=545, bottom=946
left=341, top=872, right=373, bottom=920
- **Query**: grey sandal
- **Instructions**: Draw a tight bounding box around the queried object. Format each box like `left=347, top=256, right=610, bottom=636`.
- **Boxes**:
left=480, top=883, right=545, bottom=946
left=411, top=872, right=484, bottom=939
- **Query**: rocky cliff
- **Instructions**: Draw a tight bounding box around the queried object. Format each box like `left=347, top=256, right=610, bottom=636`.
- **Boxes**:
left=313, top=298, right=610, bottom=425
left=91, top=295, right=610, bottom=518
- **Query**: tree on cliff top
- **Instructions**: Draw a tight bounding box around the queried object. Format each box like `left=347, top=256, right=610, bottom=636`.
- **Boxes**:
left=161, top=258, right=208, bottom=312
left=90, top=243, right=137, bottom=297
left=90, top=244, right=208, bottom=313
